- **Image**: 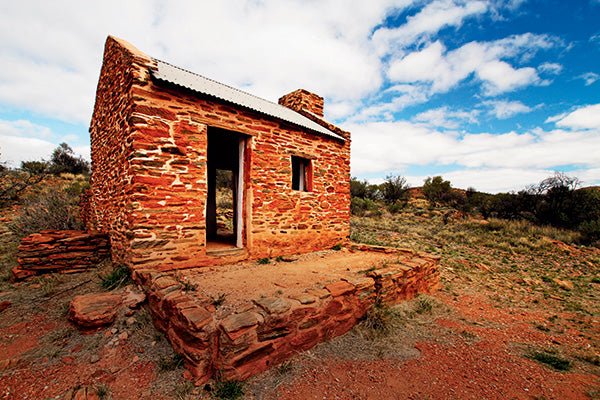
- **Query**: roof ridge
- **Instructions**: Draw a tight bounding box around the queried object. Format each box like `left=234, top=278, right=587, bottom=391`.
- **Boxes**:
left=150, top=59, right=344, bottom=141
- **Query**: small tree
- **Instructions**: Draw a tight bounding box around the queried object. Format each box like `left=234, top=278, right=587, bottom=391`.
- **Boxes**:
left=0, top=160, right=49, bottom=206
left=381, top=174, right=409, bottom=204
left=422, top=176, right=452, bottom=205
left=350, top=177, right=381, bottom=200
left=50, top=143, right=90, bottom=175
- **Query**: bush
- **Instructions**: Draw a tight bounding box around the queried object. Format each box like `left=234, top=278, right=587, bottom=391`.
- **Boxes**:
left=422, top=176, right=452, bottom=205
left=578, top=219, right=600, bottom=246
left=0, top=167, right=48, bottom=206
left=381, top=174, right=409, bottom=204
left=350, top=177, right=381, bottom=200
left=351, top=197, right=380, bottom=216
left=100, top=265, right=132, bottom=290
left=8, top=187, right=84, bottom=237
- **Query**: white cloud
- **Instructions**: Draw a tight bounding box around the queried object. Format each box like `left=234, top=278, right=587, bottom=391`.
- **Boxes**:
left=386, top=33, right=556, bottom=99
left=413, top=106, right=479, bottom=128
left=0, top=119, right=53, bottom=139
left=0, top=0, right=410, bottom=124
left=0, top=119, right=89, bottom=167
left=577, top=72, right=599, bottom=86
left=405, top=168, right=559, bottom=193
left=372, top=0, right=488, bottom=55
left=0, top=135, right=56, bottom=167
left=538, top=62, right=562, bottom=75
left=483, top=99, right=532, bottom=119
left=347, top=117, right=600, bottom=190
left=552, top=103, right=600, bottom=130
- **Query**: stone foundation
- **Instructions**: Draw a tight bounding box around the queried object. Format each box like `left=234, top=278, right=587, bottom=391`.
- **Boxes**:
left=134, top=247, right=440, bottom=383
left=12, top=230, right=109, bottom=280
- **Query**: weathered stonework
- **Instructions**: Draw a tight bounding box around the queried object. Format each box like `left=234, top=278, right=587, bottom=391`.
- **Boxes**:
left=12, top=230, right=109, bottom=280
left=89, top=36, right=351, bottom=270
left=134, top=247, right=440, bottom=383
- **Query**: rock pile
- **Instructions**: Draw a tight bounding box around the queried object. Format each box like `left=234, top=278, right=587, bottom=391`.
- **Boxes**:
left=12, top=230, right=109, bottom=280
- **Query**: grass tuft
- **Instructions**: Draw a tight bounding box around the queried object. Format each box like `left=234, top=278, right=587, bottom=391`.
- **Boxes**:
left=360, top=304, right=401, bottom=336
left=257, top=258, right=270, bottom=265
left=100, top=264, right=131, bottom=290
left=96, top=384, right=111, bottom=399
left=214, top=380, right=244, bottom=400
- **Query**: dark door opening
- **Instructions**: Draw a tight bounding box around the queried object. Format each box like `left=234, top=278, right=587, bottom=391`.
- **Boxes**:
left=206, top=128, right=245, bottom=252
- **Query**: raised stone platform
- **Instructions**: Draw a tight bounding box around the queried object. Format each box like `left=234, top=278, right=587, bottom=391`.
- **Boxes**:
left=134, top=245, right=440, bottom=384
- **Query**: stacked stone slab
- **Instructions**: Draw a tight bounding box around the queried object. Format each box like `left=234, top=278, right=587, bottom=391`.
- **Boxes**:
left=13, top=230, right=109, bottom=279
left=134, top=250, right=439, bottom=384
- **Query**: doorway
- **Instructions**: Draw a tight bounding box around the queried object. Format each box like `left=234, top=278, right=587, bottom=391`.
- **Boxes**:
left=206, top=128, right=246, bottom=251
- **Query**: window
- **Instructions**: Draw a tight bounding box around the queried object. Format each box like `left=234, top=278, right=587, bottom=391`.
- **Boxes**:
left=291, top=156, right=312, bottom=192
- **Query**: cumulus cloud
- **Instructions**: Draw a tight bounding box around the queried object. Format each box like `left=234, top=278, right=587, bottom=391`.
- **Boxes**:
left=0, top=0, right=410, bottom=124
left=386, top=33, right=557, bottom=99
left=552, top=103, right=600, bottom=130
left=372, top=0, right=488, bottom=55
left=483, top=99, right=532, bottom=119
left=0, top=119, right=89, bottom=167
left=348, top=118, right=600, bottom=188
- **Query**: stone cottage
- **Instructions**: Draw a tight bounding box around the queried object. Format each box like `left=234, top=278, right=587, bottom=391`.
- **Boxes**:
left=88, top=36, right=351, bottom=270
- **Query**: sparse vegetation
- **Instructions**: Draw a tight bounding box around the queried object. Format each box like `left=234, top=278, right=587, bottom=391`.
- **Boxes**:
left=213, top=380, right=244, bottom=400
left=96, top=384, right=111, bottom=399
left=212, top=293, right=227, bottom=308
left=159, top=353, right=184, bottom=372
left=257, top=257, right=271, bottom=265
left=527, top=350, right=571, bottom=371
left=100, top=264, right=132, bottom=290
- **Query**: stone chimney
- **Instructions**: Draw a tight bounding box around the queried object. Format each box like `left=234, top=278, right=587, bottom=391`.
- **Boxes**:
left=278, top=89, right=324, bottom=118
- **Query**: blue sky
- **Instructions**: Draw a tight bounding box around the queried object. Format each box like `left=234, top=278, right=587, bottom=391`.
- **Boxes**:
left=1, top=0, right=599, bottom=192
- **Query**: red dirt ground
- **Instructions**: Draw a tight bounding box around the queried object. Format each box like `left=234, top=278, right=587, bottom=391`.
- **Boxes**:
left=273, top=292, right=598, bottom=400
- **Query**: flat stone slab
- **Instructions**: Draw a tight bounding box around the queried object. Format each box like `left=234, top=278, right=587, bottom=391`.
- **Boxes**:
left=68, top=293, right=123, bottom=329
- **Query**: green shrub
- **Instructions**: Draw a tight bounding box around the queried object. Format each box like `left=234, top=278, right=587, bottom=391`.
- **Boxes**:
left=49, top=143, right=90, bottom=175
left=387, top=201, right=406, bottom=214
left=422, top=176, right=452, bottom=205
left=8, top=188, right=84, bottom=237
left=351, top=197, right=380, bottom=216
left=381, top=174, right=409, bottom=204
left=350, top=177, right=381, bottom=200
left=578, top=218, right=600, bottom=246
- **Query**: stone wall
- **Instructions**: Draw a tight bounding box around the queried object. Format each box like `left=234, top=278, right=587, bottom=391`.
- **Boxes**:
left=12, top=230, right=109, bottom=279
left=135, top=249, right=440, bottom=383
left=89, top=37, right=351, bottom=270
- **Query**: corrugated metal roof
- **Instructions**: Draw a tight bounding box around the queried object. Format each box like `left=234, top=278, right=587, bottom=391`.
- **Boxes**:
left=150, top=59, right=344, bottom=141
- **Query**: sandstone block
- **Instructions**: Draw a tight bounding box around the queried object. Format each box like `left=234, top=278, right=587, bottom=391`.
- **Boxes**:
left=69, top=293, right=122, bottom=328
left=254, top=297, right=291, bottom=315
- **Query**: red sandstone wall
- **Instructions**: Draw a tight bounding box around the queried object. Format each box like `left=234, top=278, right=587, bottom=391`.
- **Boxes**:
left=89, top=37, right=148, bottom=264
left=90, top=37, right=351, bottom=270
